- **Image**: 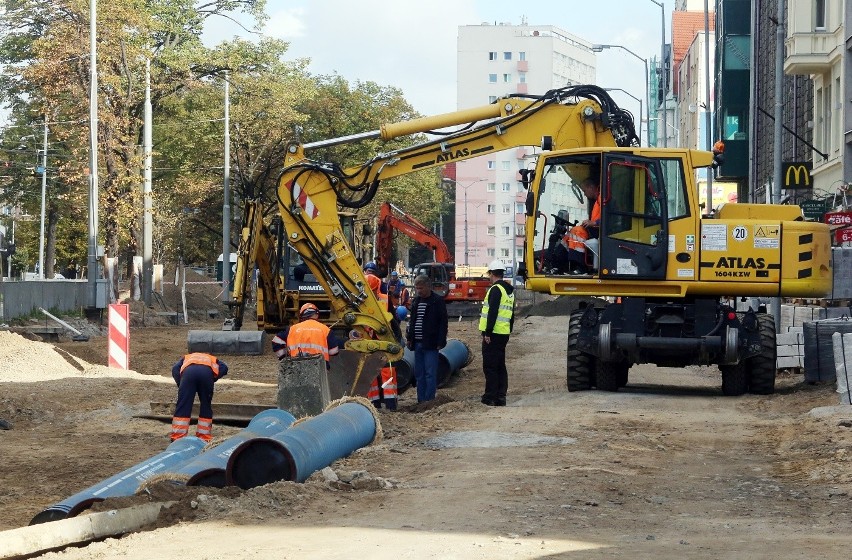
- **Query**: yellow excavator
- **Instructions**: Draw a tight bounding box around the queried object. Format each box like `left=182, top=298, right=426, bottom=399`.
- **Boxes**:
left=272, top=84, right=830, bottom=396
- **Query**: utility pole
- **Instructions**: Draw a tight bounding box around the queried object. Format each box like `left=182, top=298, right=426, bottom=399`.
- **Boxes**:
left=87, top=0, right=99, bottom=309
left=771, top=0, right=785, bottom=330
left=704, top=0, right=713, bottom=211
left=221, top=71, right=231, bottom=302
left=143, top=58, right=153, bottom=305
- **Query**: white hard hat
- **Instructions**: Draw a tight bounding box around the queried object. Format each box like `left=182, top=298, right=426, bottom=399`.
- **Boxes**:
left=487, top=259, right=505, bottom=272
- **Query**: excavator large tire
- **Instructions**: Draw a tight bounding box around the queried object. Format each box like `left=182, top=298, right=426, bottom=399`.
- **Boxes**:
left=567, top=309, right=594, bottom=391
left=720, top=363, right=748, bottom=396
left=747, top=313, right=777, bottom=395
left=596, top=360, right=628, bottom=392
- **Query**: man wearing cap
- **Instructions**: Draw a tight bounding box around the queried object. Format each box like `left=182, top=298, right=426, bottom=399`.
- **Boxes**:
left=271, top=303, right=340, bottom=369
left=387, top=270, right=405, bottom=308
left=479, top=260, right=515, bottom=406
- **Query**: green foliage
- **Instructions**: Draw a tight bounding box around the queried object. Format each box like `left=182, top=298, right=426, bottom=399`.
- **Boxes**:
left=0, top=0, right=449, bottom=273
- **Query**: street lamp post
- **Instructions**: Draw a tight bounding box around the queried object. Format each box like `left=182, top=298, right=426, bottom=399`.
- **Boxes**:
left=647, top=0, right=667, bottom=147
left=38, top=118, right=48, bottom=279
left=603, top=87, right=643, bottom=145
left=593, top=45, right=650, bottom=147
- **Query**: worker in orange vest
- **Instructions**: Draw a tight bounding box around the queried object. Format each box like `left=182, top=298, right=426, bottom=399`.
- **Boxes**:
left=556, top=177, right=600, bottom=274
left=367, top=357, right=398, bottom=410
left=271, top=303, right=341, bottom=368
left=170, top=352, right=229, bottom=442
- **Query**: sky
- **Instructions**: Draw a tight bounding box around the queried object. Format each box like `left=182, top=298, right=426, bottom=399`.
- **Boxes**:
left=201, top=0, right=680, bottom=129
left=0, top=1, right=682, bottom=135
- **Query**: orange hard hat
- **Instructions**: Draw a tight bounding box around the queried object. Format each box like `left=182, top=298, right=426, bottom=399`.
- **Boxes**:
left=299, top=303, right=319, bottom=318
left=366, top=273, right=382, bottom=294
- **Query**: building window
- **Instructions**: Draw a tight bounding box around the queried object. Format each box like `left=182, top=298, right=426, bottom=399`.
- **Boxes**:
left=515, top=202, right=525, bottom=214
left=516, top=247, right=523, bottom=258
left=504, top=51, right=512, bottom=60
left=501, top=225, right=510, bottom=235
left=488, top=74, right=497, bottom=83
left=503, top=73, right=512, bottom=83
left=487, top=248, right=496, bottom=257
left=500, top=248, right=510, bottom=258
left=501, top=161, right=511, bottom=171
left=501, top=183, right=510, bottom=192
left=487, top=204, right=496, bottom=214
left=487, top=182, right=496, bottom=192
left=488, top=51, right=497, bottom=60
left=502, top=204, right=511, bottom=214
left=815, top=0, right=826, bottom=29
left=487, top=160, right=495, bottom=169
left=488, top=95, right=497, bottom=103
left=519, top=51, right=526, bottom=61
left=519, top=72, right=527, bottom=83
left=487, top=226, right=496, bottom=235
left=517, top=224, right=526, bottom=236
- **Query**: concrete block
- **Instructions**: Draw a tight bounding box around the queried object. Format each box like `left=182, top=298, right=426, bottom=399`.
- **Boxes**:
left=277, top=354, right=330, bottom=417
left=776, top=355, right=803, bottom=369
left=776, top=332, right=803, bottom=346
left=776, top=344, right=803, bottom=358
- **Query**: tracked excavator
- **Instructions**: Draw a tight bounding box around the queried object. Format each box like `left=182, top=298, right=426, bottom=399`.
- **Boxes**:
left=274, top=84, right=830, bottom=396
left=375, top=201, right=489, bottom=309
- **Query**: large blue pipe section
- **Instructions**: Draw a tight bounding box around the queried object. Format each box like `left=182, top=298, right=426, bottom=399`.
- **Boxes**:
left=226, top=401, right=377, bottom=488
left=30, top=436, right=207, bottom=525
left=166, top=409, right=296, bottom=488
left=438, top=339, right=470, bottom=387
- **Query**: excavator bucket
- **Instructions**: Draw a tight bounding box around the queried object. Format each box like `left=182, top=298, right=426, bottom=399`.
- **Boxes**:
left=327, top=350, right=386, bottom=399
left=187, top=330, right=266, bottom=355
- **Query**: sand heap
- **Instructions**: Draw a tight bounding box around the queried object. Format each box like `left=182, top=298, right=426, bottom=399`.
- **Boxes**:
left=0, top=330, right=169, bottom=383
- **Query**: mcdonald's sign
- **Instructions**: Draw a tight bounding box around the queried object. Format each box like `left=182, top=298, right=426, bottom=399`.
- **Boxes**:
left=783, top=161, right=813, bottom=189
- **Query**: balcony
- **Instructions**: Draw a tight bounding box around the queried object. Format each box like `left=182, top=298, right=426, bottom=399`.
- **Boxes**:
left=517, top=60, right=528, bottom=72
left=784, top=28, right=843, bottom=75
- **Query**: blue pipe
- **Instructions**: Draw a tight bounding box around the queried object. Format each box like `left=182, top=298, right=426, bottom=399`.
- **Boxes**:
left=392, top=347, right=414, bottom=393
left=167, top=409, right=296, bottom=487
left=226, top=401, right=377, bottom=488
left=30, top=436, right=207, bottom=525
left=438, top=339, right=470, bottom=387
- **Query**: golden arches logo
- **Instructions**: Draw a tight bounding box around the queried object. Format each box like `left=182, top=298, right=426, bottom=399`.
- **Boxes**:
left=784, top=164, right=811, bottom=187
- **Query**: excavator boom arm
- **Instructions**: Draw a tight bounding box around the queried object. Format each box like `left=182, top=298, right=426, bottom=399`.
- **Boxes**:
left=276, top=86, right=638, bottom=356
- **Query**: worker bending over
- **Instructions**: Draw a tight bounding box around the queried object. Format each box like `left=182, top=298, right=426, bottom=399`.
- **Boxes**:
left=171, top=352, right=229, bottom=442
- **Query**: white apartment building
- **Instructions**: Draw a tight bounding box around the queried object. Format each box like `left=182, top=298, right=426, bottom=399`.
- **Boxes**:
left=454, top=24, right=596, bottom=272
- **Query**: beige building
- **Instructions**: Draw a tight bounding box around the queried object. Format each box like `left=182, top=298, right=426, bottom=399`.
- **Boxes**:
left=785, top=0, right=847, bottom=197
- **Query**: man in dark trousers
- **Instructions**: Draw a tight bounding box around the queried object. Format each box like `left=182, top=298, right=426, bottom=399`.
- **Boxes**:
left=479, top=260, right=515, bottom=406
left=171, top=352, right=229, bottom=442
left=405, top=274, right=448, bottom=403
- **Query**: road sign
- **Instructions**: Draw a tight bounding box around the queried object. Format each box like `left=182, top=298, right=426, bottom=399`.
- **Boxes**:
left=836, top=228, right=852, bottom=243
left=825, top=211, right=852, bottom=226
left=800, top=199, right=827, bottom=220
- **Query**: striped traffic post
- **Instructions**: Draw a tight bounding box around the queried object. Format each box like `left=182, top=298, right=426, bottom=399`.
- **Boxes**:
left=108, top=303, right=130, bottom=370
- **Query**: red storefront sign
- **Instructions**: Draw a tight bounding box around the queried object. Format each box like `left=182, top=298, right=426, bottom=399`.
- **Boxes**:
left=836, top=228, right=852, bottom=243
left=825, top=211, right=852, bottom=226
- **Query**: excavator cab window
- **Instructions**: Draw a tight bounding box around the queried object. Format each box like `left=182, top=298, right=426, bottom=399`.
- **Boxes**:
left=598, top=154, right=669, bottom=279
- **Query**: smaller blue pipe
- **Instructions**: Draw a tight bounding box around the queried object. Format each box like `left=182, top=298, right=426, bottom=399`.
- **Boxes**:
left=438, top=339, right=470, bottom=387
left=167, top=409, right=296, bottom=487
left=226, top=401, right=376, bottom=488
left=30, top=436, right=207, bottom=525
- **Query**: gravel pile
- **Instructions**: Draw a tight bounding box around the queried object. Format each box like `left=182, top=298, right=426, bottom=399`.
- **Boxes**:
left=0, top=330, right=166, bottom=383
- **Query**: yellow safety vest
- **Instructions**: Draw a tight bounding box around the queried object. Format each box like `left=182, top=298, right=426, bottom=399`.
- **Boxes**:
left=479, top=283, right=514, bottom=335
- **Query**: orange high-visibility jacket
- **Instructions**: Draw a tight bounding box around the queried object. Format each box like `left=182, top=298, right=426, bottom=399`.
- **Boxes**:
left=179, top=353, right=221, bottom=377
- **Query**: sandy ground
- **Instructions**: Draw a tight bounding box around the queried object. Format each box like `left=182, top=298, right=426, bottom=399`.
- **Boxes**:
left=2, top=299, right=852, bottom=559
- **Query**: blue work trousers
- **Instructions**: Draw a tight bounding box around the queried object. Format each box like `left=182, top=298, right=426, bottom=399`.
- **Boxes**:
left=413, top=343, right=439, bottom=403
left=172, top=366, right=215, bottom=419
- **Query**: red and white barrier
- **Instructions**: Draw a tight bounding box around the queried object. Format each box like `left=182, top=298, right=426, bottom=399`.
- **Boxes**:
left=108, top=303, right=130, bottom=370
